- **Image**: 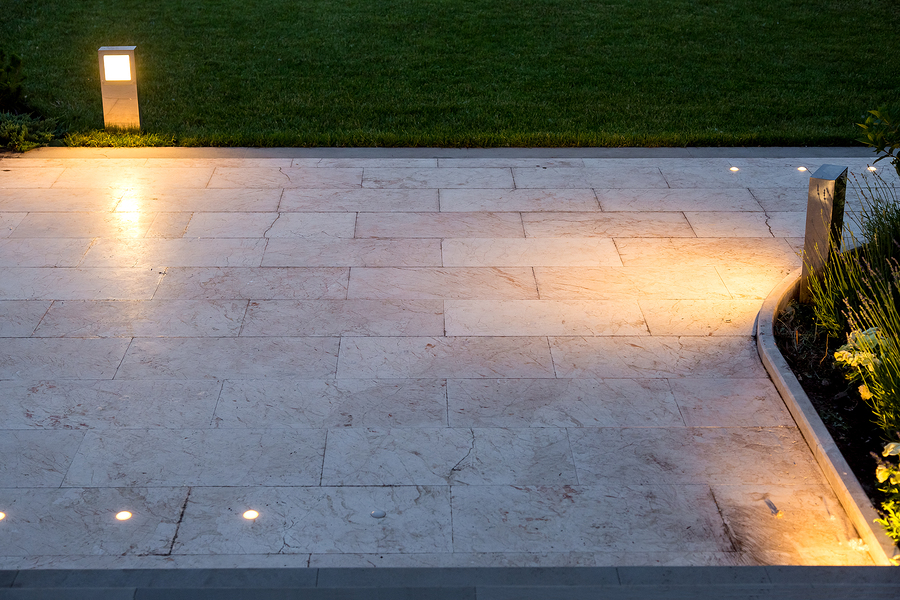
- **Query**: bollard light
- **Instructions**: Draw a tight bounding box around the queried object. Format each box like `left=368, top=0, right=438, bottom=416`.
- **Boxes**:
left=799, top=164, right=848, bottom=304
left=98, top=46, right=140, bottom=129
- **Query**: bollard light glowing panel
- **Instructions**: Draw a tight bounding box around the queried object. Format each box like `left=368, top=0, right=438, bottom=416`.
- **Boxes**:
left=98, top=46, right=140, bottom=129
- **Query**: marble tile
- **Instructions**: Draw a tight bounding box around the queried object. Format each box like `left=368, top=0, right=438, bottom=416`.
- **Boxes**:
left=0, top=212, right=26, bottom=237
left=0, top=487, right=187, bottom=556
left=764, top=212, right=806, bottom=238
left=309, top=552, right=598, bottom=568
left=451, top=484, right=733, bottom=552
left=748, top=187, right=809, bottom=212
left=144, top=158, right=293, bottom=168
left=0, top=188, right=124, bottom=212
left=0, top=238, right=93, bottom=267
left=447, top=378, right=682, bottom=428
left=512, top=167, right=668, bottom=189
left=184, top=212, right=279, bottom=238
left=63, top=429, right=326, bottom=486
left=0, top=158, right=149, bottom=168
left=0, top=554, right=313, bottom=569
left=347, top=267, right=538, bottom=300
left=669, top=378, right=794, bottom=427
left=0, top=300, right=50, bottom=336
left=614, top=238, right=801, bottom=268
left=34, top=299, right=247, bottom=337
left=263, top=239, right=441, bottom=267
left=0, top=430, right=84, bottom=486
left=116, top=337, right=340, bottom=379
left=439, top=189, right=599, bottom=212
left=0, top=167, right=64, bottom=188
left=337, top=336, right=555, bottom=378
left=154, top=267, right=349, bottom=300
left=321, top=427, right=576, bottom=486
left=280, top=189, right=439, bottom=212
left=241, top=299, right=443, bottom=337
left=363, top=168, right=513, bottom=189
left=79, top=238, right=267, bottom=268
left=356, top=212, right=525, bottom=238
left=214, top=379, right=447, bottom=428
left=0, top=338, right=130, bottom=379
left=52, top=167, right=214, bottom=189
left=265, top=212, right=357, bottom=238
left=534, top=266, right=732, bottom=299
left=117, top=188, right=282, bottom=212
left=568, top=427, right=823, bottom=486
left=581, top=158, right=733, bottom=169
left=715, top=265, right=797, bottom=299
left=443, top=238, right=622, bottom=267
left=595, top=188, right=762, bottom=212
left=9, top=212, right=157, bottom=238
left=208, top=167, right=362, bottom=189
left=0, top=379, right=221, bottom=429
left=660, top=166, right=811, bottom=189
left=683, top=212, right=773, bottom=238
left=710, top=485, right=874, bottom=565
left=522, top=212, right=694, bottom=238
left=444, top=299, right=647, bottom=336
left=145, top=212, right=192, bottom=238
left=549, top=336, right=767, bottom=378
left=296, top=158, right=438, bottom=168
left=173, top=486, right=452, bottom=554
left=0, top=267, right=163, bottom=300
left=638, top=298, right=763, bottom=336
left=438, top=158, right=586, bottom=168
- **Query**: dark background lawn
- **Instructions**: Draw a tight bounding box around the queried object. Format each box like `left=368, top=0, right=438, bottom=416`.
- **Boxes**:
left=2, top=0, right=898, bottom=147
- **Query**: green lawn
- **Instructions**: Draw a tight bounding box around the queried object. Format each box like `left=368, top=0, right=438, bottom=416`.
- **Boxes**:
left=3, top=0, right=899, bottom=147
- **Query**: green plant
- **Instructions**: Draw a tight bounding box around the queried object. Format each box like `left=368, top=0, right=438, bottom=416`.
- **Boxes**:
left=62, top=130, right=176, bottom=148
left=858, top=107, right=900, bottom=180
left=874, top=439, right=900, bottom=552
left=0, top=49, right=26, bottom=113
left=0, top=111, right=56, bottom=151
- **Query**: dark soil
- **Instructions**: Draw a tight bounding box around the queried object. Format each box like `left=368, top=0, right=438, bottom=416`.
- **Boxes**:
left=774, top=299, right=887, bottom=507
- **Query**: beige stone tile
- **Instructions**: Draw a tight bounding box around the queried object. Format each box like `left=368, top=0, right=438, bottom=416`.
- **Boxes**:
left=214, top=379, right=447, bottom=428
left=79, top=238, right=267, bottom=268
left=348, top=267, right=538, bottom=299
left=116, top=337, right=339, bottom=379
left=0, top=430, right=84, bottom=486
left=173, top=486, right=452, bottom=555
left=0, top=379, right=221, bottom=429
left=144, top=158, right=292, bottom=168
left=0, top=300, right=50, bottom=336
left=263, top=239, right=441, bottom=267
left=549, top=336, right=767, bottom=378
left=669, top=378, right=794, bottom=427
left=0, top=158, right=148, bottom=168
left=363, top=167, right=513, bottom=189
left=145, top=212, right=192, bottom=238
left=184, top=212, right=278, bottom=237
left=0, top=487, right=187, bottom=556
left=763, top=212, right=806, bottom=238
left=281, top=189, right=439, bottom=212
left=615, top=238, right=801, bottom=268
left=440, top=189, right=599, bottom=212
left=523, top=212, right=694, bottom=238
left=513, top=167, right=668, bottom=189
left=0, top=213, right=26, bottom=237
left=639, top=297, right=762, bottom=336
left=34, top=299, right=247, bottom=337
left=534, top=266, right=732, bottom=299
left=309, top=552, right=598, bottom=568
left=0, top=167, right=64, bottom=188
left=438, top=158, right=585, bottom=168
left=266, top=212, right=357, bottom=238
left=596, top=188, right=762, bottom=212
left=153, top=267, right=349, bottom=300
left=451, top=484, right=732, bottom=552
left=295, top=158, right=438, bottom=168
left=443, top=238, right=622, bottom=267
left=716, top=265, right=797, bottom=299
left=0, top=338, right=131, bottom=379
left=63, top=429, right=326, bottom=486
left=448, top=378, right=682, bottom=428
left=356, top=212, right=525, bottom=238
left=660, top=166, right=811, bottom=189
left=241, top=299, right=443, bottom=336
left=53, top=167, right=214, bottom=189
left=0, top=189, right=124, bottom=212
left=0, top=267, right=163, bottom=300
left=321, top=427, right=576, bottom=486
left=208, top=167, right=362, bottom=188
left=748, top=187, right=809, bottom=212
left=117, top=188, right=282, bottom=212
left=9, top=212, right=157, bottom=238
left=445, top=299, right=647, bottom=336
left=337, top=336, right=555, bottom=378
left=683, top=212, right=773, bottom=237
left=0, top=238, right=93, bottom=267
left=710, top=485, right=874, bottom=565
left=569, top=427, right=823, bottom=486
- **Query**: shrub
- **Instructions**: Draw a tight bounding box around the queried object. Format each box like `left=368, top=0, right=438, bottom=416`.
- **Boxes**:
left=0, top=49, right=26, bottom=113
left=0, top=111, right=56, bottom=152
left=858, top=106, right=900, bottom=180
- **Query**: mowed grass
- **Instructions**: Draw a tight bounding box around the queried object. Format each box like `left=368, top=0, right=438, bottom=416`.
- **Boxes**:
left=3, top=0, right=899, bottom=147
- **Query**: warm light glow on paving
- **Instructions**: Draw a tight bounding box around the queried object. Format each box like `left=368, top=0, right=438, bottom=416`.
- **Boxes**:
left=0, top=512, right=5, bottom=521
left=115, top=511, right=133, bottom=521
left=103, top=54, right=132, bottom=81
left=243, top=510, right=259, bottom=520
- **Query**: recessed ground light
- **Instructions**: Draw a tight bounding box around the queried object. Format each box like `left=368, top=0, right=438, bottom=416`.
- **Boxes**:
left=0, top=512, right=5, bottom=521
left=729, top=167, right=739, bottom=172
left=868, top=166, right=878, bottom=171
left=797, top=167, right=807, bottom=171
left=371, top=510, right=386, bottom=519
left=115, top=511, right=132, bottom=521
left=243, top=510, right=259, bottom=520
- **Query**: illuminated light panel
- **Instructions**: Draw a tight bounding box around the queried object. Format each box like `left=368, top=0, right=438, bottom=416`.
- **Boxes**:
left=729, top=167, right=739, bottom=172
left=103, top=54, right=132, bottom=81
left=243, top=510, right=259, bottom=520
left=115, top=511, right=133, bottom=521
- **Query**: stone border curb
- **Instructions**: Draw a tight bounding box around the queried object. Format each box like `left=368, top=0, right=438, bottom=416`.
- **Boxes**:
left=757, top=268, right=899, bottom=566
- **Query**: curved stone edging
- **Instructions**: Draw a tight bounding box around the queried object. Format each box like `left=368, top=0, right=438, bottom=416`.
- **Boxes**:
left=757, top=267, right=899, bottom=566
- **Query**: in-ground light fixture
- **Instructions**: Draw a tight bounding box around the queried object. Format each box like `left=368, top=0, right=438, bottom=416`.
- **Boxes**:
left=98, top=46, right=140, bottom=129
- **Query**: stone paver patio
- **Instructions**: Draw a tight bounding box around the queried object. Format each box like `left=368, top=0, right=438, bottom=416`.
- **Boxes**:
left=0, top=147, right=895, bottom=569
